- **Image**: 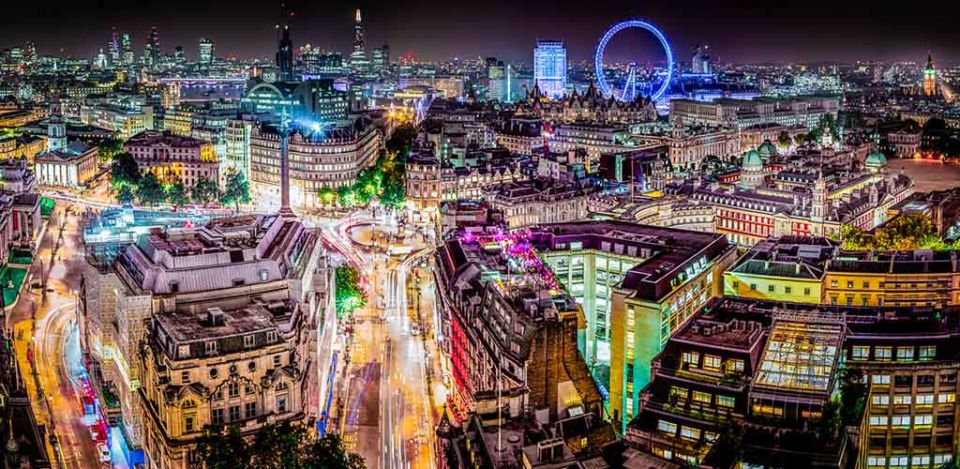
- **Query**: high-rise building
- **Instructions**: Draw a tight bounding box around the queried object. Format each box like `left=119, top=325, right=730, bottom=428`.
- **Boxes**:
left=109, top=28, right=121, bottom=66
left=144, top=26, right=160, bottom=68
left=349, top=9, right=369, bottom=74
left=923, top=53, right=937, bottom=97
left=371, top=44, right=389, bottom=76
left=276, top=25, right=294, bottom=82
left=198, top=38, right=214, bottom=68
left=121, top=32, right=134, bottom=66
left=691, top=44, right=712, bottom=74
left=174, top=45, right=185, bottom=65
left=533, top=39, right=567, bottom=100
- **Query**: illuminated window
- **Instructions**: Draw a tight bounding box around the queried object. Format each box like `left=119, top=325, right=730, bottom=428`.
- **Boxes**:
left=869, top=416, right=888, bottom=426
left=867, top=457, right=886, bottom=467
left=727, top=359, right=744, bottom=373
left=915, top=415, right=933, bottom=427
left=852, top=346, right=869, bottom=360
left=891, top=415, right=911, bottom=427
left=938, top=393, right=955, bottom=404
left=872, top=374, right=891, bottom=385
left=917, top=394, right=934, bottom=405
left=717, top=395, right=735, bottom=408
left=682, top=351, right=699, bottom=366
left=893, top=395, right=912, bottom=405
left=803, top=287, right=811, bottom=296
left=896, top=347, right=914, bottom=361
left=692, top=391, right=711, bottom=404
left=703, top=355, right=721, bottom=371
left=872, top=395, right=889, bottom=405
left=920, top=346, right=936, bottom=360
left=670, top=386, right=688, bottom=400
left=657, top=420, right=677, bottom=435
left=875, top=346, right=892, bottom=361
left=680, top=426, right=701, bottom=440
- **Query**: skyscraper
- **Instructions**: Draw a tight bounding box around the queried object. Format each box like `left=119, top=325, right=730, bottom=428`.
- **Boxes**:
left=199, top=38, right=214, bottom=67
left=174, top=46, right=185, bottom=65
left=923, top=53, right=937, bottom=97
left=691, top=44, right=711, bottom=74
left=371, top=44, right=390, bottom=76
left=109, top=28, right=121, bottom=66
left=121, top=32, right=134, bottom=66
left=144, top=26, right=160, bottom=68
left=350, top=9, right=370, bottom=74
left=533, top=39, right=567, bottom=100
left=276, top=25, right=294, bottom=81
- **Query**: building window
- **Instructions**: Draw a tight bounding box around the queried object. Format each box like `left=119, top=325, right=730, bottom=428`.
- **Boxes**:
left=852, top=346, right=869, bottom=360
left=893, top=395, right=912, bottom=405
left=847, top=281, right=854, bottom=288
left=916, top=394, right=934, bottom=405
left=680, top=426, right=701, bottom=441
left=205, top=341, right=218, bottom=355
left=875, top=346, right=892, bottom=361
left=915, top=415, right=933, bottom=427
left=872, top=374, right=891, bottom=385
left=212, top=409, right=224, bottom=425
left=831, top=280, right=838, bottom=287
left=657, top=420, right=677, bottom=435
left=670, top=386, right=688, bottom=401
left=181, top=371, right=190, bottom=384
left=920, top=345, right=936, bottom=360
left=682, top=351, right=699, bottom=367
left=229, top=405, right=241, bottom=422
left=274, top=355, right=282, bottom=368
left=243, top=335, right=255, bottom=348
left=767, top=285, right=775, bottom=293
left=891, top=415, right=911, bottom=427
left=749, top=283, right=757, bottom=291
left=872, top=395, right=889, bottom=405
left=184, top=417, right=194, bottom=432
left=703, top=355, right=721, bottom=371
left=245, top=402, right=257, bottom=418
left=784, top=286, right=792, bottom=294
left=692, top=391, right=711, bottom=405
left=229, top=382, right=240, bottom=398
left=727, top=359, right=744, bottom=373
left=896, top=347, right=914, bottom=361
left=717, top=395, right=735, bottom=408
left=867, top=457, right=886, bottom=467
left=938, top=393, right=955, bottom=404
left=869, top=416, right=888, bottom=426
left=277, top=396, right=288, bottom=413
left=804, top=287, right=811, bottom=296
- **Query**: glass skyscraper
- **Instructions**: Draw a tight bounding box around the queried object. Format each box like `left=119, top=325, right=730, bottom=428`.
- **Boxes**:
left=533, top=39, right=567, bottom=100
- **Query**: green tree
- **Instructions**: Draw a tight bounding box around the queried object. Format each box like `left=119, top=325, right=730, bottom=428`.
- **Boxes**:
left=380, top=176, right=406, bottom=210
left=193, top=422, right=365, bottom=469
left=221, top=169, right=251, bottom=211
left=337, top=186, right=357, bottom=207
left=386, top=124, right=417, bottom=158
left=318, top=187, right=336, bottom=207
left=98, top=137, right=123, bottom=164
left=166, top=180, right=189, bottom=207
left=136, top=172, right=165, bottom=206
left=110, top=152, right=140, bottom=189
left=777, top=131, right=792, bottom=148
left=115, top=184, right=135, bottom=205
left=335, top=265, right=366, bottom=317
left=194, top=425, right=249, bottom=469
left=839, top=367, right=866, bottom=425
left=192, top=176, right=220, bottom=205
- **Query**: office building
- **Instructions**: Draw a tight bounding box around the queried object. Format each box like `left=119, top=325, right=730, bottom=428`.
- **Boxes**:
left=276, top=25, right=294, bottom=82
left=670, top=96, right=839, bottom=130
left=533, top=39, right=567, bottom=100
left=198, top=38, right=214, bottom=68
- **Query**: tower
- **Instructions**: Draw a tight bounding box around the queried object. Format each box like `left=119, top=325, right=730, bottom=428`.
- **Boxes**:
left=198, top=38, right=214, bottom=68
left=109, top=28, right=121, bottom=66
left=144, top=26, right=160, bottom=68
left=276, top=25, right=294, bottom=81
left=350, top=9, right=369, bottom=74
left=533, top=39, right=567, bottom=100
left=121, top=32, right=134, bottom=66
left=353, top=9, right=364, bottom=55
left=278, top=109, right=295, bottom=219
left=811, top=170, right=826, bottom=222
left=47, top=104, right=66, bottom=153
left=923, top=53, right=937, bottom=97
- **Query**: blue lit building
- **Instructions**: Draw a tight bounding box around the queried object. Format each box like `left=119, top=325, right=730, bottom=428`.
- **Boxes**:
left=533, top=39, right=567, bottom=100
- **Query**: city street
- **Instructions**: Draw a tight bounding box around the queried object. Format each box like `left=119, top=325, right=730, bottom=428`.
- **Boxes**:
left=8, top=203, right=103, bottom=469
left=328, top=214, right=444, bottom=469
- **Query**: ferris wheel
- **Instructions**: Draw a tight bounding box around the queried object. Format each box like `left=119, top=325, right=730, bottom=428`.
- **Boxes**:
left=594, top=19, right=674, bottom=102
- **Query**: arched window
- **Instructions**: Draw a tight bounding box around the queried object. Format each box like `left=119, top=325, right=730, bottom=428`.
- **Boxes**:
left=181, top=399, right=196, bottom=409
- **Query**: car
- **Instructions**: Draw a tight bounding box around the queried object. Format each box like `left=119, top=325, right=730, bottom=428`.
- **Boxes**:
left=88, top=427, right=98, bottom=441
left=97, top=443, right=111, bottom=463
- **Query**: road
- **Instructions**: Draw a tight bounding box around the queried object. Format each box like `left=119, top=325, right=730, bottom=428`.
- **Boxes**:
left=326, top=213, right=443, bottom=469
left=9, top=203, right=104, bottom=469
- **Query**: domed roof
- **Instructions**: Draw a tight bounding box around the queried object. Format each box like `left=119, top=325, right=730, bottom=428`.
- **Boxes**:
left=757, top=140, right=777, bottom=158
left=743, top=149, right=763, bottom=167
left=865, top=149, right=887, bottom=168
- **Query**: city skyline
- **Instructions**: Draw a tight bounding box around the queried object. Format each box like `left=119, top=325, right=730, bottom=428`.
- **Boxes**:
left=3, top=0, right=959, bottom=64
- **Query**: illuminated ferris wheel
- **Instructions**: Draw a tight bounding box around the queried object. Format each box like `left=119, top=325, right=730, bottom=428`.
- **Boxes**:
left=594, top=19, right=674, bottom=102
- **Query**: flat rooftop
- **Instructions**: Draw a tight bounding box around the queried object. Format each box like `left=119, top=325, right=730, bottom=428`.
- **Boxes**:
left=158, top=303, right=284, bottom=343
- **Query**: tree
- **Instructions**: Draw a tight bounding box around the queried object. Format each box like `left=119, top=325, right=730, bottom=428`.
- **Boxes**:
left=337, top=186, right=357, bottom=207
left=192, top=176, right=220, bottom=205
left=166, top=180, right=189, bottom=207
left=193, top=422, right=365, bottom=469
left=221, top=169, right=251, bottom=211
left=111, top=152, right=140, bottom=189
left=318, top=187, right=336, bottom=207
left=777, top=131, right=792, bottom=148
left=386, top=124, right=417, bottom=158
left=380, top=177, right=406, bottom=210
left=115, top=184, right=135, bottom=205
left=335, top=265, right=366, bottom=317
left=98, top=137, right=123, bottom=164
left=136, top=172, right=165, bottom=206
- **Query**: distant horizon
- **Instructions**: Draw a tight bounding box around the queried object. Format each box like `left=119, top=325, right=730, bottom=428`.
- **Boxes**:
left=2, top=0, right=958, bottom=65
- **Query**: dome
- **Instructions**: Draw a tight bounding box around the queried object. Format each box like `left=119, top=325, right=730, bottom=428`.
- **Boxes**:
left=865, top=149, right=887, bottom=168
left=743, top=149, right=763, bottom=167
left=757, top=140, right=777, bottom=158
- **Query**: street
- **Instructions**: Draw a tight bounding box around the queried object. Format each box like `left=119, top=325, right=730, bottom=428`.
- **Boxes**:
left=8, top=203, right=104, bottom=469
left=327, top=214, right=445, bottom=469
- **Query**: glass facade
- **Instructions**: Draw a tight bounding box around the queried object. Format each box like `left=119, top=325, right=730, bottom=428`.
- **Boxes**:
left=533, top=39, right=567, bottom=100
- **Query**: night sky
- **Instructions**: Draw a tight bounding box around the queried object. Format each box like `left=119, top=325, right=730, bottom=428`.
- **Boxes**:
left=3, top=0, right=958, bottom=64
